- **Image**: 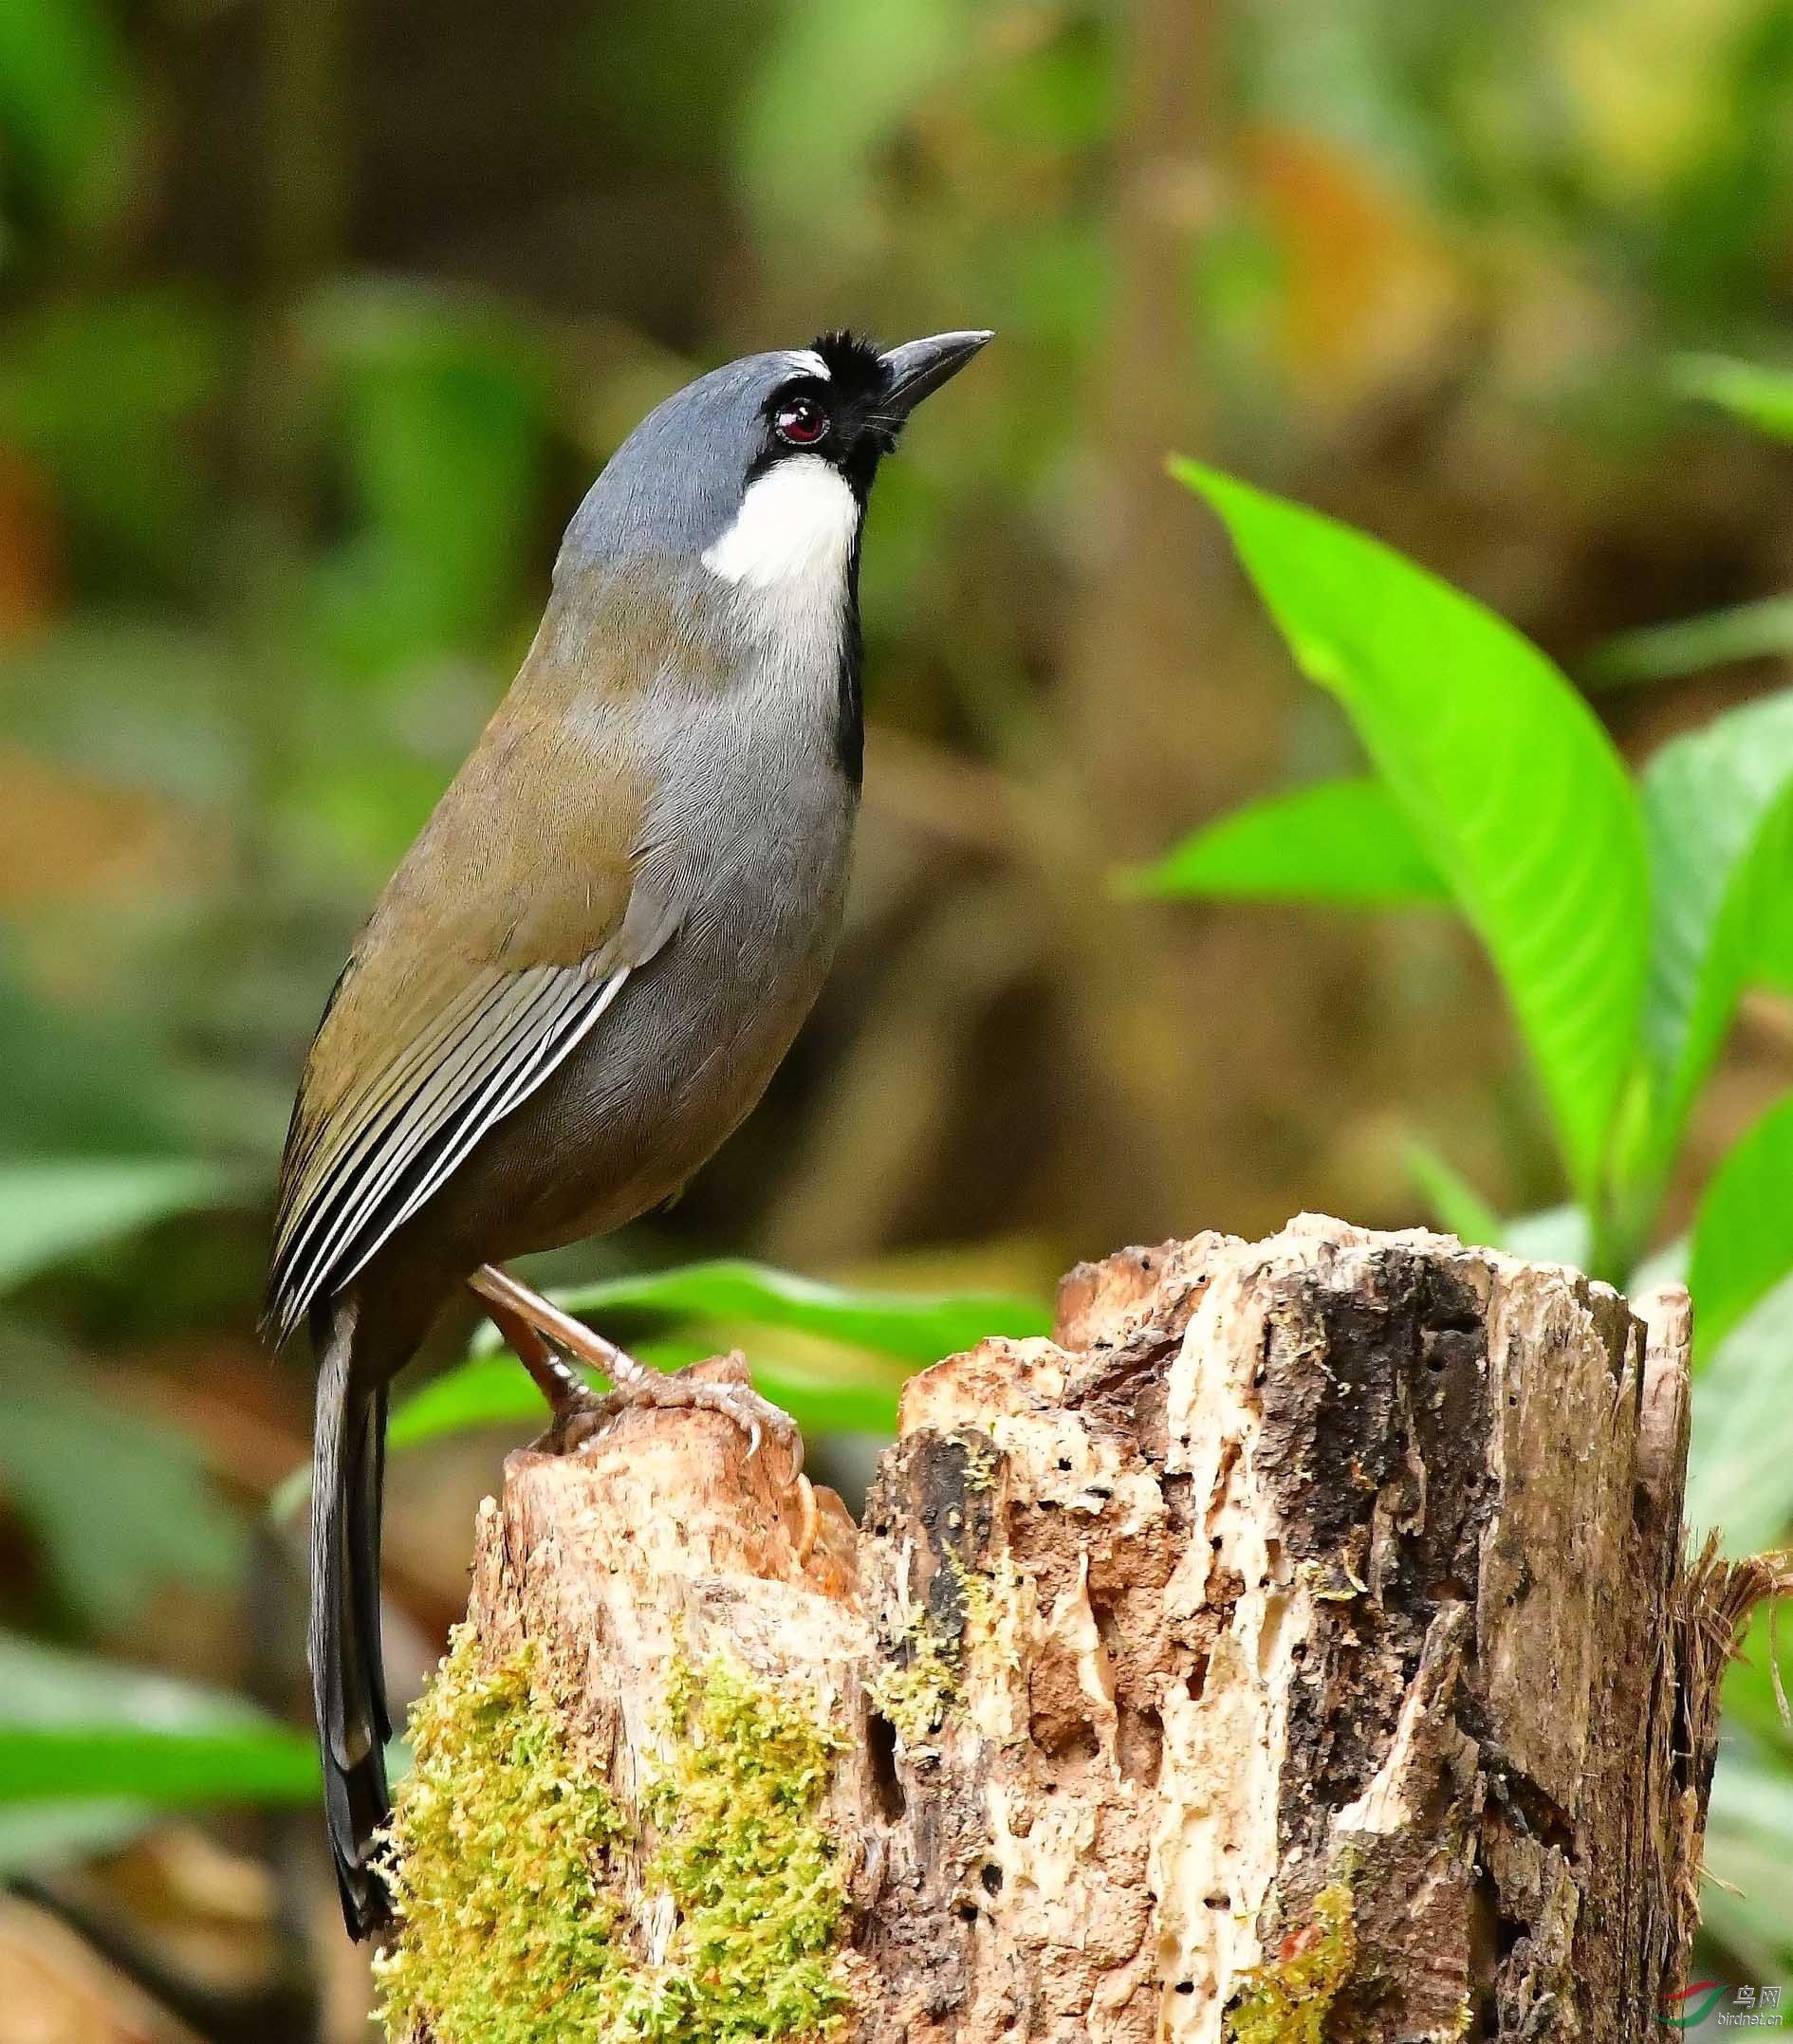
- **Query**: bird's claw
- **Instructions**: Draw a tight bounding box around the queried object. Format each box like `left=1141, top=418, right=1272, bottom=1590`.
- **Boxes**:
left=535, top=1357, right=804, bottom=1485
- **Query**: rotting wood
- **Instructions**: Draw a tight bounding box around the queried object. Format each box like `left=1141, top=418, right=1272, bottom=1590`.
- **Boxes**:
left=377, top=1217, right=1779, bottom=2043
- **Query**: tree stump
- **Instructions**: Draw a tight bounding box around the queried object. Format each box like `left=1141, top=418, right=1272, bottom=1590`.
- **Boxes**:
left=374, top=1217, right=1767, bottom=2043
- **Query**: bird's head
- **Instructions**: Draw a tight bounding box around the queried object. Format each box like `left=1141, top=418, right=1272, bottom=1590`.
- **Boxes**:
left=557, top=329, right=992, bottom=596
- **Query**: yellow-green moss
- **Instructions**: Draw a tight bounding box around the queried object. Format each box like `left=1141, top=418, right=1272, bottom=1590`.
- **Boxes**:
left=867, top=1606, right=959, bottom=1746
left=374, top=1626, right=852, bottom=2044
left=1225, top=1882, right=1358, bottom=2044
left=870, top=1556, right=1027, bottom=1750
left=956, top=1434, right=998, bottom=1493
left=955, top=1555, right=1022, bottom=1667
left=634, top=1653, right=853, bottom=2038
left=373, top=1626, right=629, bottom=2044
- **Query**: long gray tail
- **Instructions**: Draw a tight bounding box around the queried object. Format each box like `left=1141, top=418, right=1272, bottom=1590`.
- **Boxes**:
left=309, top=1296, right=395, bottom=1940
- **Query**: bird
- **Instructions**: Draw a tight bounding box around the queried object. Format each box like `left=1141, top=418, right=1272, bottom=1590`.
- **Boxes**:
left=263, top=326, right=992, bottom=1939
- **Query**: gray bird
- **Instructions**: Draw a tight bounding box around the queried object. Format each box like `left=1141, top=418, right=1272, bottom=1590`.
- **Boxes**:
left=264, top=327, right=991, bottom=1938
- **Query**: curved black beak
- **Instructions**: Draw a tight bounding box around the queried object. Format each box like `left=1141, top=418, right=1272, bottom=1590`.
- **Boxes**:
left=878, top=329, right=994, bottom=418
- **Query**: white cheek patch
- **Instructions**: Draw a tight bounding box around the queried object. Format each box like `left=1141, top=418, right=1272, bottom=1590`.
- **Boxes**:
left=701, top=456, right=859, bottom=593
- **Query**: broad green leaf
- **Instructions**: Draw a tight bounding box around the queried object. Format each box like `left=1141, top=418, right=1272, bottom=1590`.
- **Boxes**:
left=1175, top=461, right=1649, bottom=1205
left=1685, top=1272, right=1793, bottom=1556
left=1689, top=1093, right=1793, bottom=1358
left=1405, top=1142, right=1505, bottom=1247
left=0, top=1158, right=232, bottom=1293
left=1589, top=597, right=1793, bottom=688
left=1723, top=1609, right=1793, bottom=1765
left=1756, top=876, right=1793, bottom=995
left=273, top=1304, right=925, bottom=1512
left=0, top=1725, right=316, bottom=1805
left=1673, top=353, right=1793, bottom=441
left=0, top=1634, right=317, bottom=1806
left=468, top=1260, right=1048, bottom=1367
left=1120, top=779, right=1450, bottom=907
left=1638, top=689, right=1793, bottom=1165
left=0, top=1336, right=243, bottom=1627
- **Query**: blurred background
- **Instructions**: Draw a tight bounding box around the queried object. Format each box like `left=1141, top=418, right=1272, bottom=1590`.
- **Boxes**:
left=3, top=0, right=1793, bottom=2033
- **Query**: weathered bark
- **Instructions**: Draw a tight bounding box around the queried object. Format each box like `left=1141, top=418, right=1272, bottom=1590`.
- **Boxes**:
left=380, top=1218, right=1771, bottom=2043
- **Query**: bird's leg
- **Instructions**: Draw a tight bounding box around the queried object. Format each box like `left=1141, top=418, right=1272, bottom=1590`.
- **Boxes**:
left=474, top=1283, right=593, bottom=1427
left=467, top=1262, right=804, bottom=1481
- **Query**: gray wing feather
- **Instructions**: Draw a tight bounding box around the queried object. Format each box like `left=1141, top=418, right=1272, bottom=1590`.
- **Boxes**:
left=267, top=964, right=629, bottom=1341
left=273, top=975, right=514, bottom=1290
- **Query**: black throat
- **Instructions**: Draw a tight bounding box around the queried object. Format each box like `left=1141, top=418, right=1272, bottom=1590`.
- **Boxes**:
left=837, top=526, right=865, bottom=787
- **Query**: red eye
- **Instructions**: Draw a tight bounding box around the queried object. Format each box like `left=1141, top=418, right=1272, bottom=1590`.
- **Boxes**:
left=775, top=396, right=829, bottom=446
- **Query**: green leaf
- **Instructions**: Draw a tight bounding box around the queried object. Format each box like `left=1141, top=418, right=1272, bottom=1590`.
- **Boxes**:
left=1755, top=872, right=1793, bottom=996
left=1689, top=1093, right=1793, bottom=1359
left=1723, top=1609, right=1793, bottom=1766
left=1685, top=1273, right=1793, bottom=1556
left=1588, top=597, right=1793, bottom=688
left=390, top=1343, right=906, bottom=1462
left=388, top=1336, right=697, bottom=1454
left=1405, top=1142, right=1505, bottom=1247
left=1175, top=461, right=1650, bottom=1206
left=735, top=0, right=970, bottom=247
left=0, top=1334, right=244, bottom=1627
left=272, top=1280, right=944, bottom=1511
left=1120, top=779, right=1451, bottom=907
left=0, top=1634, right=317, bottom=1806
left=0, top=0, right=140, bottom=241
left=1500, top=1205, right=1593, bottom=1269
left=468, top=1260, right=1049, bottom=1368
left=1673, top=353, right=1793, bottom=441
left=1701, top=1738, right=1793, bottom=1984
left=0, top=1157, right=233, bottom=1294
left=1638, top=689, right=1793, bottom=1166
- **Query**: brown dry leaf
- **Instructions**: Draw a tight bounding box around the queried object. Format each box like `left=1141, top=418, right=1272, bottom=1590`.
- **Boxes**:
left=0, top=450, right=61, bottom=647
left=1241, top=124, right=1468, bottom=412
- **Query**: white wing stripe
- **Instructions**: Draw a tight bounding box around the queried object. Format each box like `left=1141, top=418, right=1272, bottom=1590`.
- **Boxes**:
left=329, top=967, right=631, bottom=1300
left=273, top=975, right=515, bottom=1286
left=280, top=973, right=575, bottom=1317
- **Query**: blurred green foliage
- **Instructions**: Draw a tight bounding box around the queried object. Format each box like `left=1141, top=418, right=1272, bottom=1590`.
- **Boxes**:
left=3, top=0, right=1793, bottom=2023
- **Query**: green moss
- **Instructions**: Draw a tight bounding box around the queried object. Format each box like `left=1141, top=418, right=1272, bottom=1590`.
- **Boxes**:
left=957, top=1434, right=998, bottom=1494
left=374, top=1626, right=852, bottom=2044
left=954, top=1555, right=1020, bottom=1662
left=867, top=1606, right=959, bottom=1746
left=1225, top=1882, right=1358, bottom=2044
left=634, top=1655, right=853, bottom=2038
left=869, top=1555, right=1027, bottom=1751
left=373, top=1625, right=630, bottom=2044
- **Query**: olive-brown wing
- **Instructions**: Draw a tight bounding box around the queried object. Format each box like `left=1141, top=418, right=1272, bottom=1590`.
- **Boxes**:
left=264, top=682, right=668, bottom=1344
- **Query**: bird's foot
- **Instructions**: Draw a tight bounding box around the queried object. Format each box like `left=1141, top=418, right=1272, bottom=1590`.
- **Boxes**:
left=468, top=1262, right=805, bottom=1482
left=536, top=1360, right=818, bottom=1560
left=547, top=1353, right=803, bottom=1475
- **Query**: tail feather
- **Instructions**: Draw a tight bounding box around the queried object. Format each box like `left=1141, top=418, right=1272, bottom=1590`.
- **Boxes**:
left=310, top=1297, right=396, bottom=1940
